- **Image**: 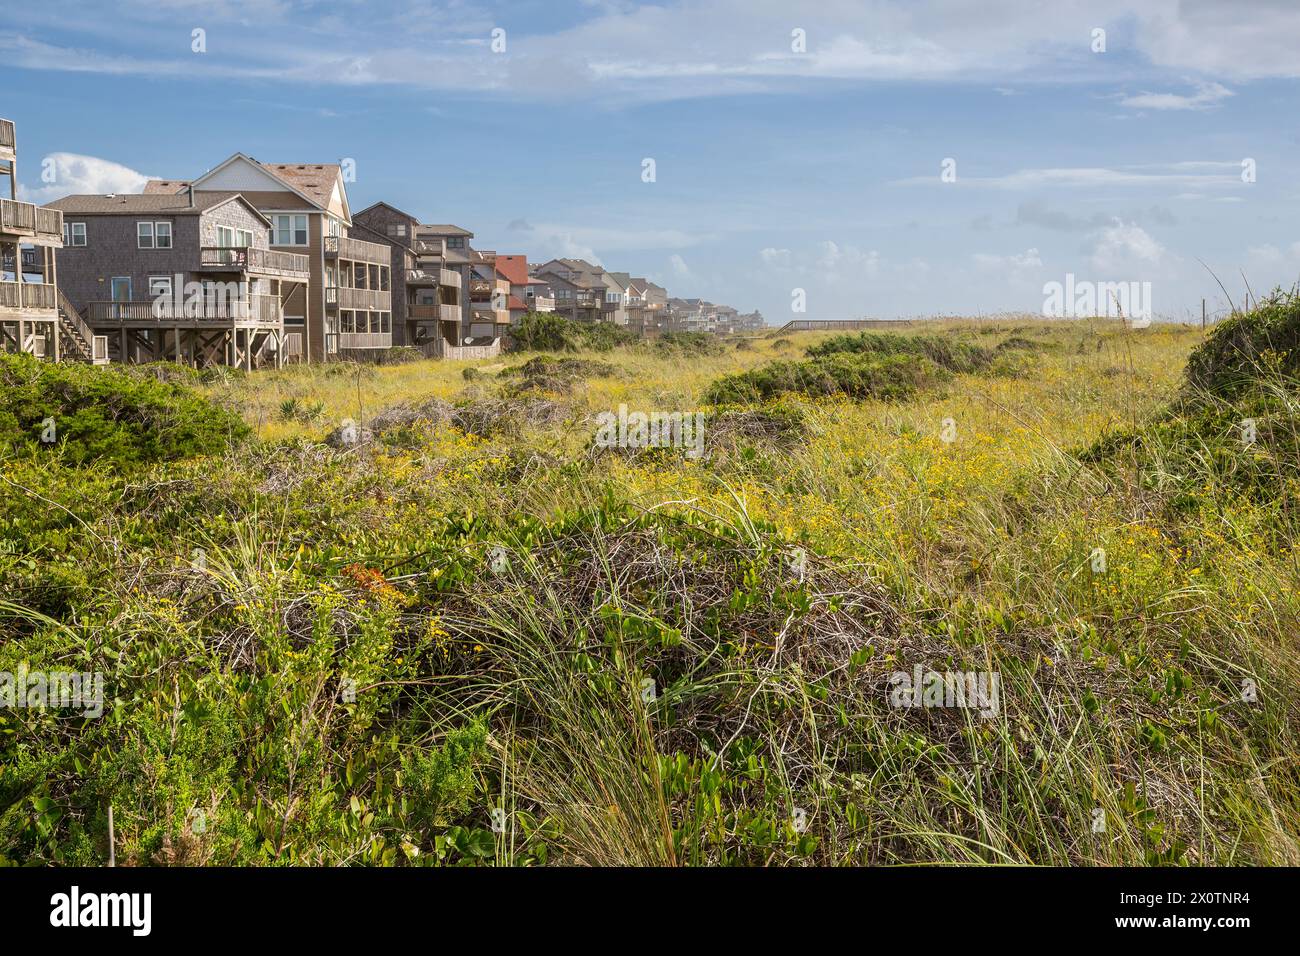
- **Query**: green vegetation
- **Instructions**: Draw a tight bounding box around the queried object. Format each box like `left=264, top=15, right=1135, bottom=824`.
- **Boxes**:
left=0, top=352, right=248, bottom=467
left=706, top=352, right=946, bottom=404
left=509, top=312, right=637, bottom=353
left=3, top=315, right=1299, bottom=866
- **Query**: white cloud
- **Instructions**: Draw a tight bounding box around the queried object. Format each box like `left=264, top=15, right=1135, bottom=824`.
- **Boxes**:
left=6, top=0, right=1300, bottom=103
left=18, top=153, right=151, bottom=203
left=901, top=162, right=1243, bottom=191
left=669, top=253, right=693, bottom=278
left=1119, top=81, right=1233, bottom=111
left=1089, top=220, right=1169, bottom=274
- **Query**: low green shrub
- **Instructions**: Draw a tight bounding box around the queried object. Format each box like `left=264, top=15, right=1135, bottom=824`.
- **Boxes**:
left=705, top=352, right=946, bottom=404
left=0, top=353, right=249, bottom=467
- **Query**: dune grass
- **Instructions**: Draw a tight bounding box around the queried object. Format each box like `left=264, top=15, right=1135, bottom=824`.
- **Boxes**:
left=2, top=316, right=1298, bottom=865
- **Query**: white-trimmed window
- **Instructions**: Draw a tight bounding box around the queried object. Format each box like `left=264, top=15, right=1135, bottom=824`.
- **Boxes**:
left=137, top=221, right=173, bottom=249
left=64, top=222, right=87, bottom=246
left=273, top=215, right=309, bottom=246
left=237, top=229, right=254, bottom=248
left=387, top=224, right=407, bottom=237
left=148, top=275, right=173, bottom=298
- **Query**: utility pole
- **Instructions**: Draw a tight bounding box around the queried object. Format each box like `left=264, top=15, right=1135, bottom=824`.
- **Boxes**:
left=1202, top=298, right=1206, bottom=330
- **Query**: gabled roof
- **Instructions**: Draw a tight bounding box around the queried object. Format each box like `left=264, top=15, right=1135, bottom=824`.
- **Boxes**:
left=169, top=154, right=350, bottom=221
left=606, top=271, right=633, bottom=288
left=47, top=190, right=273, bottom=226
left=354, top=200, right=419, bottom=223
left=494, top=254, right=531, bottom=287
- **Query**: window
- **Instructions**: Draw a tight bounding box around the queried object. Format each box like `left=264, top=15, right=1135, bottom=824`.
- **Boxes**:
left=137, top=221, right=172, bottom=248
left=387, top=224, right=406, bottom=238
left=148, top=275, right=173, bottom=298
left=64, top=222, right=87, bottom=247
left=446, top=237, right=465, bottom=249
left=327, top=218, right=342, bottom=238
left=273, top=215, right=309, bottom=246
left=216, top=226, right=235, bottom=248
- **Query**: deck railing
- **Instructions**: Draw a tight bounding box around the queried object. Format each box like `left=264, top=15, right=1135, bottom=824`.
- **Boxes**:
left=0, top=119, right=14, bottom=151
left=199, top=246, right=310, bottom=275
left=327, top=286, right=390, bottom=311
left=323, top=234, right=391, bottom=264
left=338, top=331, right=392, bottom=349
left=86, top=293, right=283, bottom=324
left=0, top=280, right=57, bottom=311
left=0, top=199, right=62, bottom=241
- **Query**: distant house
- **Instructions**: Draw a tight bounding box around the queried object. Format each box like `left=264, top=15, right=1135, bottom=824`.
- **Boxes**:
left=141, top=154, right=391, bottom=362
left=47, top=189, right=309, bottom=367
left=534, top=258, right=606, bottom=322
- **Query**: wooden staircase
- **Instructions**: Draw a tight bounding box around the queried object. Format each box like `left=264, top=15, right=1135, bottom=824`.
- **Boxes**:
left=55, top=287, right=100, bottom=363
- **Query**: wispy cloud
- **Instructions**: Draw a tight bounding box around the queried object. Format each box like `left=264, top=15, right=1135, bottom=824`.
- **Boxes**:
left=1119, top=81, right=1233, bottom=111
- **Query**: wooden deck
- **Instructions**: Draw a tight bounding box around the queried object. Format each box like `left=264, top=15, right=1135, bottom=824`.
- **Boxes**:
left=325, top=286, right=391, bottom=311
left=0, top=119, right=14, bottom=162
left=0, top=280, right=57, bottom=314
left=196, top=246, right=311, bottom=279
left=323, top=234, right=391, bottom=265
left=0, top=199, right=62, bottom=246
left=86, top=296, right=283, bottom=328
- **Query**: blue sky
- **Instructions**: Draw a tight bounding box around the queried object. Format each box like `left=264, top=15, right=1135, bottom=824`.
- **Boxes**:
left=5, top=0, right=1299, bottom=322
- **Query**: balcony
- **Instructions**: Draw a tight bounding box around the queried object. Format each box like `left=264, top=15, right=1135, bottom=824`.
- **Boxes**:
left=0, top=280, right=57, bottom=314
left=413, top=239, right=444, bottom=257
left=323, top=234, right=390, bottom=265
left=527, top=294, right=556, bottom=313
left=0, top=119, right=14, bottom=161
left=198, top=246, right=311, bottom=278
left=325, top=286, right=391, bottom=311
left=409, top=303, right=461, bottom=323
left=85, top=293, right=283, bottom=326
left=337, top=331, right=393, bottom=350
left=405, top=268, right=440, bottom=286
left=0, top=199, right=62, bottom=246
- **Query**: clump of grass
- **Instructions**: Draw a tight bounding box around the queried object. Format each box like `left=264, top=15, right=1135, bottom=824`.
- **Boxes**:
left=509, top=313, right=637, bottom=353
left=500, top=356, right=621, bottom=388
left=705, top=352, right=946, bottom=404
left=653, top=331, right=725, bottom=356
left=806, top=332, right=994, bottom=373
left=1186, top=287, right=1300, bottom=399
